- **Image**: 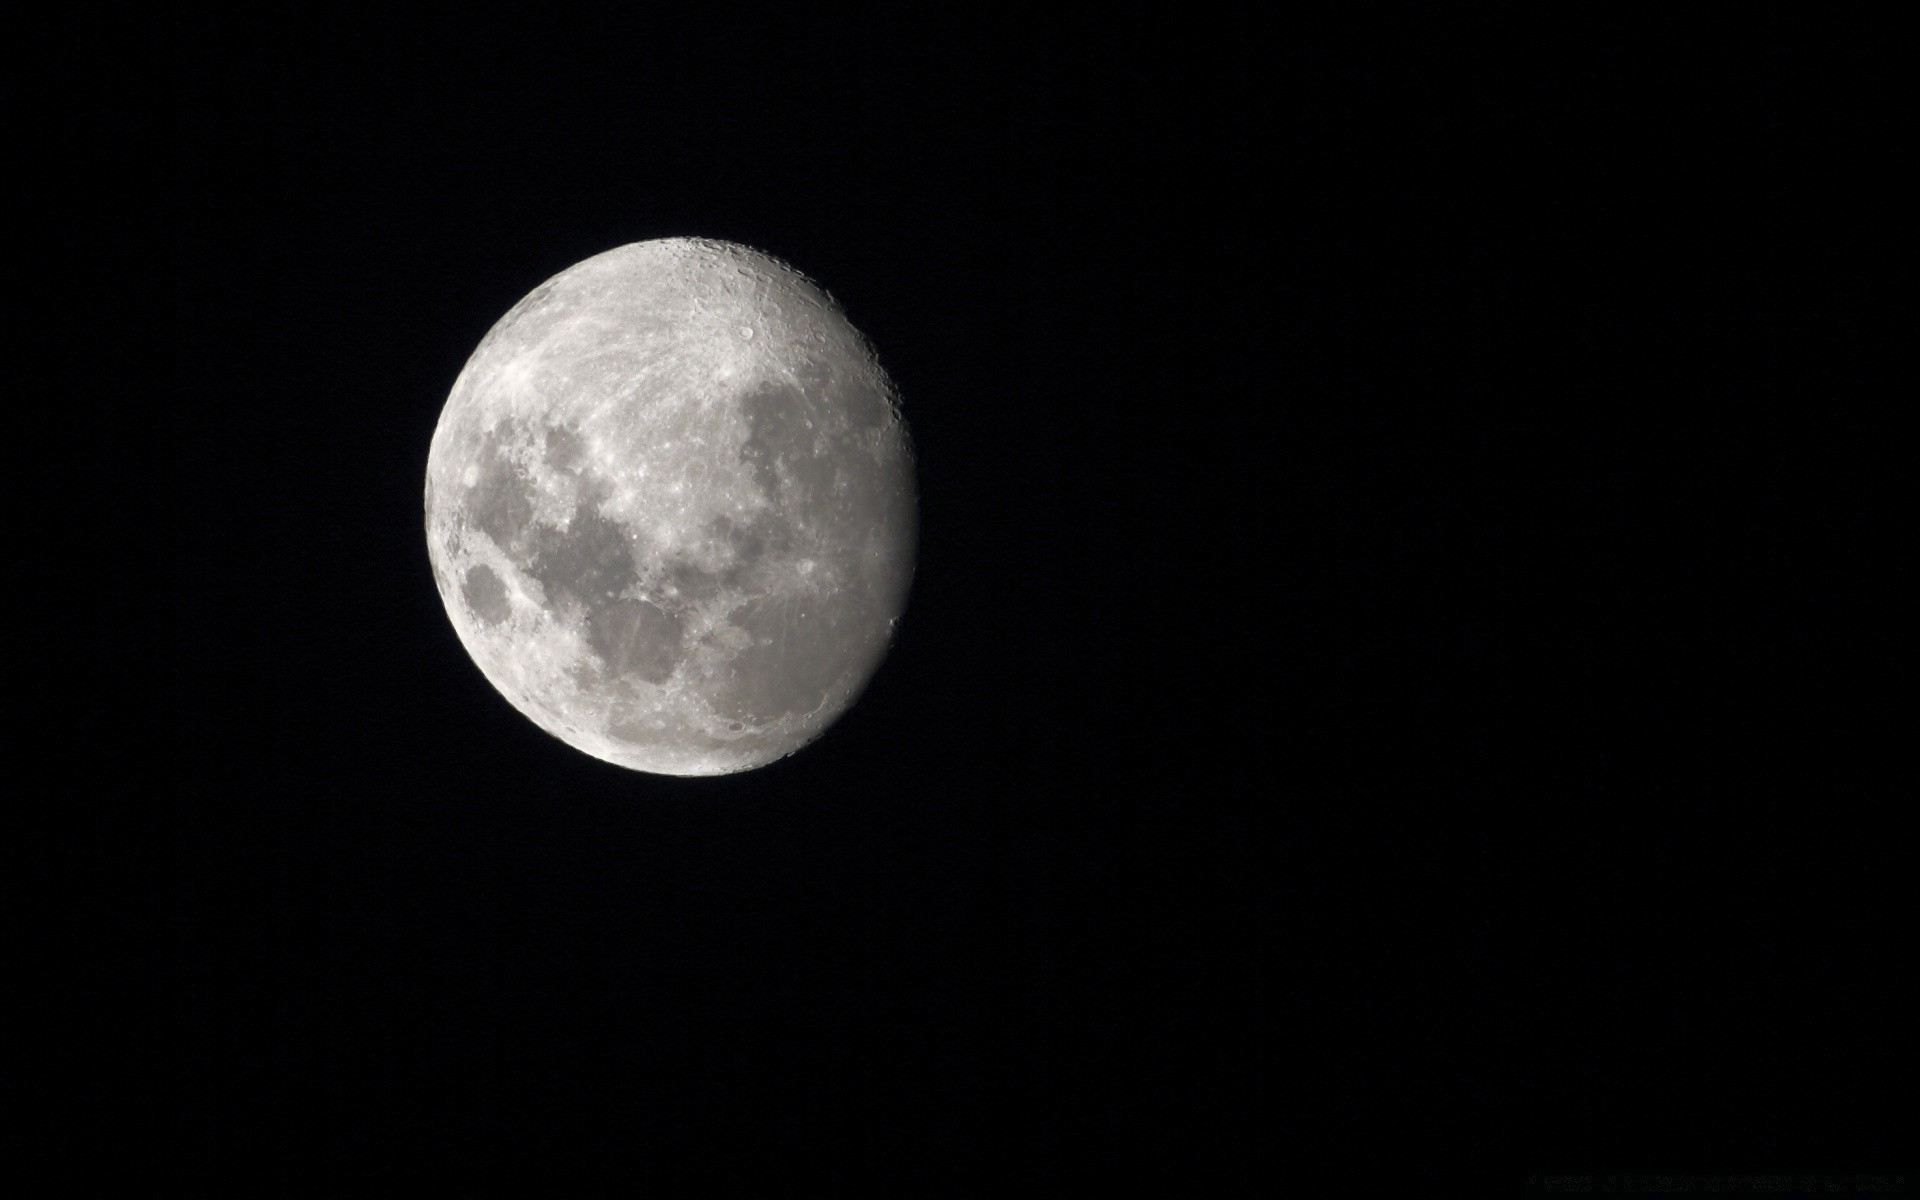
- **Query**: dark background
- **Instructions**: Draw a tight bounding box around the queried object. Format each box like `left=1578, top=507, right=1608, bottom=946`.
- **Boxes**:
left=27, top=10, right=1903, bottom=1193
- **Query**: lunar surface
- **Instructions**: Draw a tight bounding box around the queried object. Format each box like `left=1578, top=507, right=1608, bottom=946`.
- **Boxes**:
left=424, top=238, right=916, bottom=776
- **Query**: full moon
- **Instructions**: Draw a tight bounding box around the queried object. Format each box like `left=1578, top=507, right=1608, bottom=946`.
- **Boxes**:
left=424, top=238, right=917, bottom=776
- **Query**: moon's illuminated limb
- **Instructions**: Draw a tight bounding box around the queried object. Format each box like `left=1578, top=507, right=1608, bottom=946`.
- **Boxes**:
left=424, top=238, right=917, bottom=776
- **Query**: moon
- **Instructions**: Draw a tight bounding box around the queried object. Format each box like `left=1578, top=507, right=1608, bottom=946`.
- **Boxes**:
left=424, top=238, right=917, bottom=776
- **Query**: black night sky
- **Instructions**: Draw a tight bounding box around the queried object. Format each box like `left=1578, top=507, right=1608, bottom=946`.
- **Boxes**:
left=28, top=10, right=1904, bottom=1193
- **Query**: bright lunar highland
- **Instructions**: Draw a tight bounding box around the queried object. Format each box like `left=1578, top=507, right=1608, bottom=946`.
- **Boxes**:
left=425, top=238, right=917, bottom=776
